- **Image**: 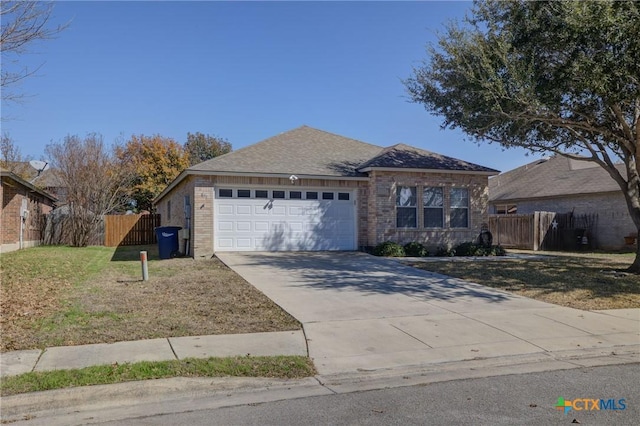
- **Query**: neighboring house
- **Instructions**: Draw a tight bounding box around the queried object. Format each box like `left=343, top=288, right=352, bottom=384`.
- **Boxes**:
left=3, top=161, right=67, bottom=203
left=489, top=155, right=634, bottom=249
left=1, top=166, right=57, bottom=253
left=154, top=126, right=498, bottom=257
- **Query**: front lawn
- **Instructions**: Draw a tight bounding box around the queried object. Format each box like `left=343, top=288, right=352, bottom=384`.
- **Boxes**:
left=409, top=251, right=639, bottom=310
left=0, top=245, right=300, bottom=352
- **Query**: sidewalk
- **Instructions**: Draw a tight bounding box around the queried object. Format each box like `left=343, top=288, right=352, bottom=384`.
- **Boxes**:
left=0, top=330, right=307, bottom=377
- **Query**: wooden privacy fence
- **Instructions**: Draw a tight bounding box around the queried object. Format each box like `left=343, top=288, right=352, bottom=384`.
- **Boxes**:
left=490, top=211, right=598, bottom=251
left=104, top=214, right=161, bottom=247
left=489, top=214, right=534, bottom=249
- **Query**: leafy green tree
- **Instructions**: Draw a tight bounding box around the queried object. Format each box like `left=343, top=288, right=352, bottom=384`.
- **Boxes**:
left=117, top=135, right=189, bottom=212
left=405, top=0, right=640, bottom=272
left=184, top=132, right=232, bottom=166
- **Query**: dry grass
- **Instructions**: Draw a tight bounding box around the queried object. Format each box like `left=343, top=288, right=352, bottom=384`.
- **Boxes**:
left=1, top=245, right=300, bottom=352
left=409, top=251, right=639, bottom=310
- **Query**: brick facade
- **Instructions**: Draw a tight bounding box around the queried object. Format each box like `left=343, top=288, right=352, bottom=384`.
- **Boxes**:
left=1, top=175, right=55, bottom=253
left=156, top=171, right=491, bottom=258
left=367, top=170, right=489, bottom=250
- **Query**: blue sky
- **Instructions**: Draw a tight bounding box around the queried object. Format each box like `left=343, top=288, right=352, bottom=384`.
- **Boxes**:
left=1, top=1, right=543, bottom=172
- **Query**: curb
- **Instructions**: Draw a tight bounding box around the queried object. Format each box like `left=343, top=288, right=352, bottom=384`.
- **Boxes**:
left=2, top=346, right=638, bottom=425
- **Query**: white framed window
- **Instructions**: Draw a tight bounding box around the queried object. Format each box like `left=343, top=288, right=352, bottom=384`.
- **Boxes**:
left=450, top=188, right=469, bottom=228
left=396, top=186, right=417, bottom=228
left=423, top=187, right=444, bottom=228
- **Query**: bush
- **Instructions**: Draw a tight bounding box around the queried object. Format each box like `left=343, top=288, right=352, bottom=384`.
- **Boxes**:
left=452, top=242, right=507, bottom=257
left=373, top=241, right=406, bottom=257
left=404, top=242, right=429, bottom=257
left=434, top=246, right=455, bottom=257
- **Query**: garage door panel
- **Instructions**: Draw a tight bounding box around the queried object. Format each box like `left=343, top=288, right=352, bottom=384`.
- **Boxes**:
left=218, top=205, right=234, bottom=215
left=215, top=191, right=355, bottom=251
left=254, top=205, right=270, bottom=215
left=218, top=221, right=233, bottom=231
left=236, top=221, right=251, bottom=231
left=289, top=221, right=304, bottom=232
left=217, top=238, right=234, bottom=248
left=255, top=221, right=269, bottom=232
left=236, top=205, right=252, bottom=215
left=271, top=205, right=287, bottom=216
left=236, top=238, right=252, bottom=248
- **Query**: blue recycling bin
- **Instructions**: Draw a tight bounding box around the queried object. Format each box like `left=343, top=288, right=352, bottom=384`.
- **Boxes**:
left=155, top=226, right=182, bottom=259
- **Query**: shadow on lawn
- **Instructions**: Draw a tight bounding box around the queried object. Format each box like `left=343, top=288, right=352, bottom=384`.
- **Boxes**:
left=413, top=256, right=639, bottom=300
left=229, top=252, right=512, bottom=303
left=110, top=244, right=159, bottom=262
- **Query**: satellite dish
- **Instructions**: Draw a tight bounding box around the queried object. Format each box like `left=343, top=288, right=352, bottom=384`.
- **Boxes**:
left=29, top=160, right=50, bottom=175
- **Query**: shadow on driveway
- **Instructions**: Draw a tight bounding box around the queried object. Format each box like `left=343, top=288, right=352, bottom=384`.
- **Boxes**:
left=221, top=252, right=512, bottom=304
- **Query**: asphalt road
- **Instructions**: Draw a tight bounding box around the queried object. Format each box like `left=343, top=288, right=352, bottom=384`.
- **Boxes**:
left=99, top=363, right=639, bottom=426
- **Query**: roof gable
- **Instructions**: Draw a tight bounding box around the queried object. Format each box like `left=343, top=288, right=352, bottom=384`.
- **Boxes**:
left=489, top=155, right=625, bottom=201
left=0, top=166, right=58, bottom=202
left=357, top=143, right=499, bottom=173
left=190, top=125, right=383, bottom=178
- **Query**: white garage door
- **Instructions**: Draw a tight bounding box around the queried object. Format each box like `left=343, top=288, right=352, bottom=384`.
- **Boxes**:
left=214, top=187, right=356, bottom=251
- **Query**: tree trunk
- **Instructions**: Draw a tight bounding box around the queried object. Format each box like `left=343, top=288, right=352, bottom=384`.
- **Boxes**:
left=629, top=229, right=640, bottom=274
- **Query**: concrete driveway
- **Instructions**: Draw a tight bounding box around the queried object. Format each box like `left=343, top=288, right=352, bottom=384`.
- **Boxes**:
left=217, top=252, right=640, bottom=376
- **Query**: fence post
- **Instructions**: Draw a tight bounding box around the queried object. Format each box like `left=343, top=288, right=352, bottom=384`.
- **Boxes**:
left=140, top=251, right=149, bottom=281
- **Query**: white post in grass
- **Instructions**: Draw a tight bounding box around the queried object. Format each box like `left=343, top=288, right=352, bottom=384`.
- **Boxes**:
left=140, top=251, right=149, bottom=281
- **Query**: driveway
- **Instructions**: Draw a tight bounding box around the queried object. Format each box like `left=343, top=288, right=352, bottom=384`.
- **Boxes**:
left=217, top=252, right=640, bottom=376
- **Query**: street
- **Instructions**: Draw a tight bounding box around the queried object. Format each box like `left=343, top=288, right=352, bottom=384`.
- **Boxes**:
left=96, top=363, right=638, bottom=426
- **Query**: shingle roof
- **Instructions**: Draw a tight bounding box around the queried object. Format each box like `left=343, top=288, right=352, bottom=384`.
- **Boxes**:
left=357, top=143, right=499, bottom=173
left=1, top=166, right=57, bottom=201
left=489, top=155, right=625, bottom=202
left=190, top=126, right=498, bottom=177
left=1, top=161, right=63, bottom=188
left=190, top=125, right=383, bottom=177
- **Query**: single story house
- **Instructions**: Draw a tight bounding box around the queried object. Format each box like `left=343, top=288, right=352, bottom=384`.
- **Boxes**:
left=1, top=166, right=57, bottom=253
left=489, top=155, right=634, bottom=249
left=154, top=126, right=499, bottom=257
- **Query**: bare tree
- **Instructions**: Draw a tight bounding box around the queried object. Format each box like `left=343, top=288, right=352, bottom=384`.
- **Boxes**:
left=1, top=1, right=68, bottom=102
left=46, top=134, right=134, bottom=247
left=0, top=133, right=22, bottom=170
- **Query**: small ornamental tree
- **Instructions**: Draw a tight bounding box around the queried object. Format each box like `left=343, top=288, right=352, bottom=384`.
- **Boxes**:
left=405, top=1, right=640, bottom=272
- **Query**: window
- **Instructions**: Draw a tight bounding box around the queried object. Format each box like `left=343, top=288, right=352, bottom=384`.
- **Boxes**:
left=290, top=191, right=302, bottom=199
left=273, top=190, right=285, bottom=199
left=237, top=189, right=250, bottom=198
left=306, top=191, right=318, bottom=200
left=450, top=188, right=469, bottom=228
left=496, top=204, right=517, bottom=215
left=396, top=186, right=417, bottom=228
left=322, top=192, right=334, bottom=200
left=423, top=187, right=443, bottom=228
left=219, top=189, right=233, bottom=198
left=338, top=192, right=350, bottom=201
left=255, top=190, right=268, bottom=199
